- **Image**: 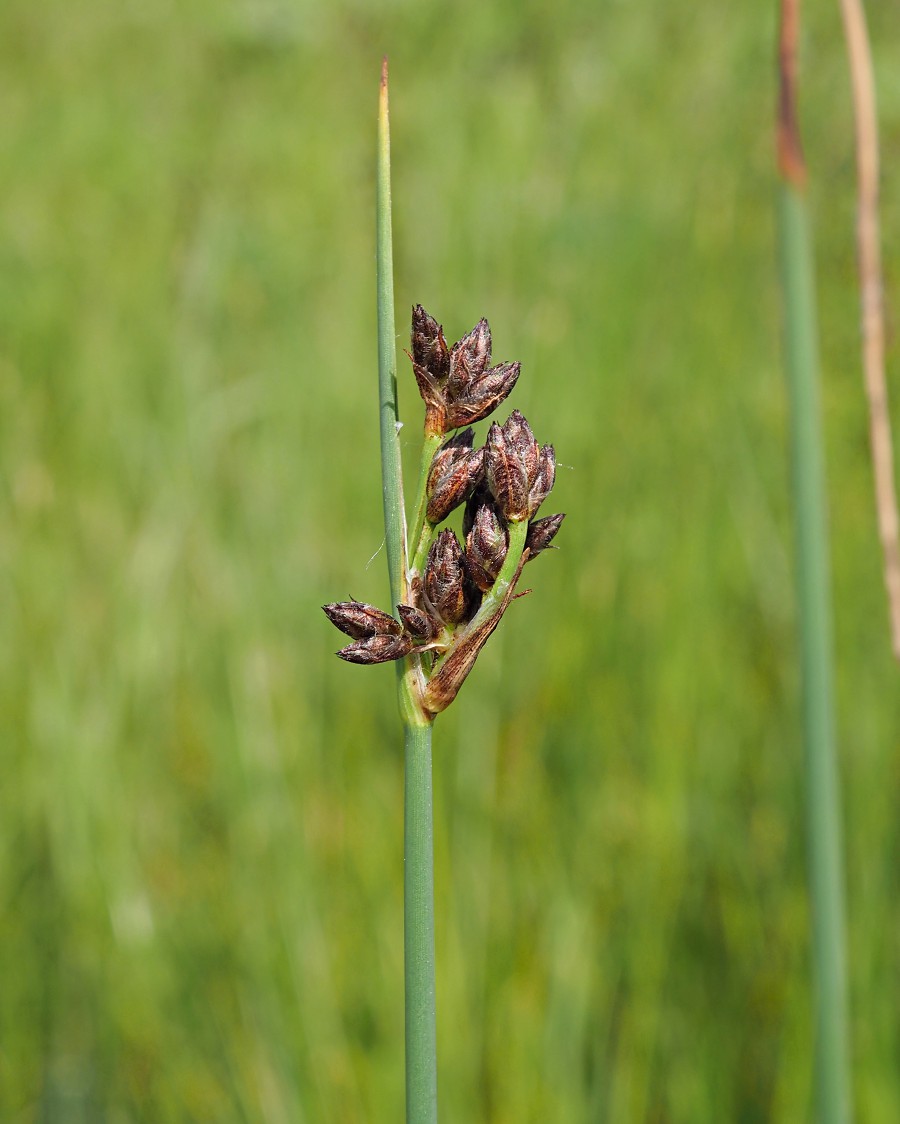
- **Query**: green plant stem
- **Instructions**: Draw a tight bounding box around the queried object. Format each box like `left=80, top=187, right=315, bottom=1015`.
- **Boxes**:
left=777, top=182, right=852, bottom=1124
left=377, top=60, right=438, bottom=1123
left=404, top=721, right=438, bottom=1124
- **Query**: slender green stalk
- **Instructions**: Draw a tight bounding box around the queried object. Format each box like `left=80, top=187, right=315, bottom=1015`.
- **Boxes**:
left=778, top=184, right=851, bottom=1124
left=377, top=59, right=438, bottom=1123
left=776, top=9, right=852, bottom=1118
left=404, top=722, right=438, bottom=1123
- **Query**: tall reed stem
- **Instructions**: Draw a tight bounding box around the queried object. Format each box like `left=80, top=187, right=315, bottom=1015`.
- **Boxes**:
left=377, top=59, right=438, bottom=1123
left=778, top=185, right=852, bottom=1124
left=777, top=6, right=852, bottom=1120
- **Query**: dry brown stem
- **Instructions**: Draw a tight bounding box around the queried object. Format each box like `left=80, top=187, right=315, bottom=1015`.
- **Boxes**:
left=839, top=0, right=900, bottom=660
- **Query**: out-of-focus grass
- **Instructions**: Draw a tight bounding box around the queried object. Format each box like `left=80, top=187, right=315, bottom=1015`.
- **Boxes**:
left=1, top=1, right=899, bottom=1120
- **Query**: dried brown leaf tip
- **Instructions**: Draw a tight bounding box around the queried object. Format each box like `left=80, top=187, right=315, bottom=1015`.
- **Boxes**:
left=410, top=305, right=520, bottom=437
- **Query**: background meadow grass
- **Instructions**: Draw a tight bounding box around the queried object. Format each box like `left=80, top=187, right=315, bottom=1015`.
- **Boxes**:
left=3, top=0, right=900, bottom=1120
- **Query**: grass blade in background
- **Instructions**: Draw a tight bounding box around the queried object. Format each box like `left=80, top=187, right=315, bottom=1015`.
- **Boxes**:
left=776, top=4, right=852, bottom=1121
left=376, top=59, right=439, bottom=1124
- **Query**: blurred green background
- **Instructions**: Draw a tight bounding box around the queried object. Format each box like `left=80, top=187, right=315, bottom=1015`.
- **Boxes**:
left=3, top=0, right=900, bottom=1120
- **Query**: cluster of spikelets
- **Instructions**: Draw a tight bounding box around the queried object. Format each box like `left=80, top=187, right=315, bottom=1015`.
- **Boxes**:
left=323, top=305, right=564, bottom=717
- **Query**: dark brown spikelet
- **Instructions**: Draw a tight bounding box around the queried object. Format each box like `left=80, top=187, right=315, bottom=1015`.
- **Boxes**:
left=447, top=318, right=491, bottom=398
left=411, top=305, right=451, bottom=435
left=484, top=410, right=556, bottom=522
left=525, top=512, right=565, bottom=558
left=337, top=633, right=414, bottom=664
left=485, top=414, right=532, bottom=522
left=323, top=601, right=404, bottom=639
left=464, top=500, right=509, bottom=591
left=397, top=603, right=440, bottom=642
left=411, top=304, right=450, bottom=380
left=409, top=308, right=521, bottom=436
left=424, top=529, right=471, bottom=625
left=445, top=361, right=521, bottom=429
left=426, top=429, right=485, bottom=523
left=462, top=483, right=495, bottom=537
left=527, top=444, right=556, bottom=518
left=506, top=412, right=542, bottom=477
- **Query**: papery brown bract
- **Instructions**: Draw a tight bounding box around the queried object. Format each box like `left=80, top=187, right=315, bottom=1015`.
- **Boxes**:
left=423, top=549, right=529, bottom=716
left=412, top=364, right=448, bottom=437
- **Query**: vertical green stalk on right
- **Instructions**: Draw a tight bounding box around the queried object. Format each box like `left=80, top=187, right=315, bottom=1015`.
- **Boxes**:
left=776, top=5, right=852, bottom=1117
left=777, top=183, right=852, bottom=1124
